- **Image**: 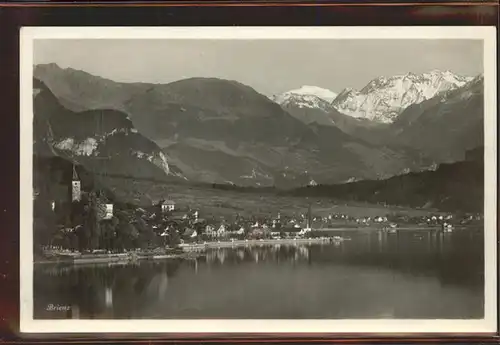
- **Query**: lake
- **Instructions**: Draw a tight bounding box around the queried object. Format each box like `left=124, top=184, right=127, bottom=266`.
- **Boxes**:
left=34, top=228, right=484, bottom=319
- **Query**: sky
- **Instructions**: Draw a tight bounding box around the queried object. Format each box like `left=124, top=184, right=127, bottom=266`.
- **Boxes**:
left=34, top=39, right=483, bottom=96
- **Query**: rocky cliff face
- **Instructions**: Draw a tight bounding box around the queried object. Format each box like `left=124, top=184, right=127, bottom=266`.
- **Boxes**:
left=33, top=78, right=185, bottom=182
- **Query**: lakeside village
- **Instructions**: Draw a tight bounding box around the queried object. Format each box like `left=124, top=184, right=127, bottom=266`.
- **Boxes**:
left=34, top=165, right=483, bottom=264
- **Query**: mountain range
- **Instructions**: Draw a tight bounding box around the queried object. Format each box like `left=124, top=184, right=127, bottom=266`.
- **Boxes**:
left=332, top=70, right=473, bottom=123
left=33, top=63, right=483, bottom=189
left=274, top=70, right=483, bottom=162
left=275, top=69, right=476, bottom=127
left=33, top=78, right=186, bottom=185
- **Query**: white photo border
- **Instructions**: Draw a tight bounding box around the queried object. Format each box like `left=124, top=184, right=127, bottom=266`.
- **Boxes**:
left=19, top=26, right=498, bottom=334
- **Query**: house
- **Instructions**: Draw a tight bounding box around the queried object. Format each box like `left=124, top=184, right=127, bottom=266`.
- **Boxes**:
left=182, top=228, right=197, bottom=238
left=96, top=201, right=114, bottom=220
left=270, top=230, right=281, bottom=238
left=281, top=224, right=303, bottom=237
left=298, top=227, right=311, bottom=236
left=225, top=225, right=246, bottom=237
left=205, top=225, right=216, bottom=237
left=160, top=200, right=176, bottom=212
left=216, top=224, right=226, bottom=237
left=104, top=204, right=114, bottom=220
left=249, top=228, right=265, bottom=238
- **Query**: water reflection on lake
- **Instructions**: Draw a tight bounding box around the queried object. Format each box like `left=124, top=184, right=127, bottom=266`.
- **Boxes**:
left=34, top=228, right=484, bottom=319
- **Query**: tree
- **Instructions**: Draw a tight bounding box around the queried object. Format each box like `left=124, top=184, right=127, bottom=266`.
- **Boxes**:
left=74, top=225, right=87, bottom=253
left=167, top=227, right=181, bottom=248
left=115, top=209, right=138, bottom=252
left=99, top=218, right=118, bottom=251
left=33, top=197, right=58, bottom=247
left=83, top=192, right=101, bottom=250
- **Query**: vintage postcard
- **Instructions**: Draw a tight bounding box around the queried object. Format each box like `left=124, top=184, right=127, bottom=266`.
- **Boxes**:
left=19, top=26, right=497, bottom=334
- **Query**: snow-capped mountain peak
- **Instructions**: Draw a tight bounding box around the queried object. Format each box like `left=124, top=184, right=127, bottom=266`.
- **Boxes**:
left=272, top=85, right=338, bottom=112
left=332, top=70, right=474, bottom=123
left=282, top=85, right=338, bottom=103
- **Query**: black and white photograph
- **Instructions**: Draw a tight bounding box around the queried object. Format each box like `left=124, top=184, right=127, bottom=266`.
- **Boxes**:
left=20, top=27, right=497, bottom=334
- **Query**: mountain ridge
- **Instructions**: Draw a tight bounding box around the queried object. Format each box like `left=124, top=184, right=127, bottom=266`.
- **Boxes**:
left=331, top=70, right=475, bottom=123
left=33, top=78, right=186, bottom=184
left=33, top=63, right=481, bottom=188
left=288, top=146, right=484, bottom=213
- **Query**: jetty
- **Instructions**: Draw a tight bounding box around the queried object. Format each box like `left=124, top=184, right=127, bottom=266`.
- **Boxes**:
left=34, top=249, right=203, bottom=265
left=179, top=237, right=336, bottom=251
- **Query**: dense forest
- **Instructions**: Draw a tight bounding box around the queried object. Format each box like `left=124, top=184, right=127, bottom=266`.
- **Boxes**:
left=288, top=148, right=484, bottom=212
left=208, top=147, right=484, bottom=213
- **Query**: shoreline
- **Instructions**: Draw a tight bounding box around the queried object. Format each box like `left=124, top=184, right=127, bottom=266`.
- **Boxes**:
left=34, top=238, right=333, bottom=265
left=34, top=225, right=477, bottom=265
left=179, top=237, right=334, bottom=251
left=34, top=251, right=202, bottom=266
left=176, top=226, right=473, bottom=251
